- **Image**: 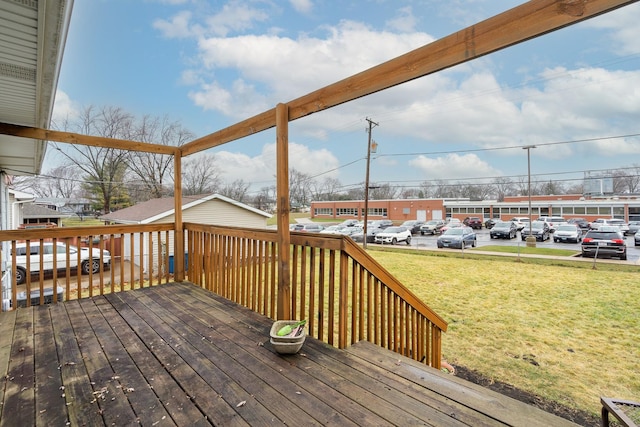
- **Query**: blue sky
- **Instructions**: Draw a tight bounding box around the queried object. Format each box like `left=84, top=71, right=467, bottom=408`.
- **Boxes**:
left=52, top=0, right=640, bottom=196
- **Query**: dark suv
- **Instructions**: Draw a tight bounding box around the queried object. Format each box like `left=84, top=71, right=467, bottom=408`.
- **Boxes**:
left=463, top=217, right=483, bottom=230
left=581, top=227, right=627, bottom=260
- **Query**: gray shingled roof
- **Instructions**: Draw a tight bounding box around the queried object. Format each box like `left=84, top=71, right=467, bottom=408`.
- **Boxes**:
left=23, top=203, right=68, bottom=219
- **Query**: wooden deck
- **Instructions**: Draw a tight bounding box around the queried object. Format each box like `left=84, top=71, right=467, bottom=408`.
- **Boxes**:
left=0, top=282, right=578, bottom=426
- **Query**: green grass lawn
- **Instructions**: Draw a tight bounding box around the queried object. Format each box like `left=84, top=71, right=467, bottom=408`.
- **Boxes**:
left=368, top=248, right=640, bottom=420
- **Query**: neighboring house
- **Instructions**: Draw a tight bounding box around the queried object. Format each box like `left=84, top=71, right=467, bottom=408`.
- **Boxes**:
left=35, top=197, right=95, bottom=217
left=6, top=190, right=36, bottom=230
left=100, top=194, right=272, bottom=274
left=21, top=203, right=67, bottom=228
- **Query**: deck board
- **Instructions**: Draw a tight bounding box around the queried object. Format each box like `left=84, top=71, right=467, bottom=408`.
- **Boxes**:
left=33, top=304, right=66, bottom=427
left=0, top=282, right=580, bottom=426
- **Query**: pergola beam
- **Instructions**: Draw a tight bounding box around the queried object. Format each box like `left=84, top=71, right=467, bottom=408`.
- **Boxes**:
left=0, top=122, right=178, bottom=156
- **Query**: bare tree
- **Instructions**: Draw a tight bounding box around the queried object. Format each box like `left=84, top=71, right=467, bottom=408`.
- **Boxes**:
left=369, top=183, right=399, bottom=200
left=309, top=177, right=342, bottom=201
left=289, top=169, right=312, bottom=207
left=127, top=115, right=194, bottom=200
left=54, top=106, right=133, bottom=213
left=540, top=180, right=565, bottom=195
left=252, top=186, right=275, bottom=212
left=182, top=153, right=221, bottom=195
left=514, top=175, right=529, bottom=196
left=418, top=181, right=434, bottom=198
left=492, top=177, right=514, bottom=202
left=400, top=187, right=421, bottom=199
left=219, top=179, right=250, bottom=203
left=614, top=166, right=640, bottom=194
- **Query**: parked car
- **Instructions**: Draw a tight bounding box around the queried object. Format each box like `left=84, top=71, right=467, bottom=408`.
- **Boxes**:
left=320, top=225, right=346, bottom=234
left=589, top=218, right=629, bottom=234
left=489, top=221, right=517, bottom=239
left=420, top=219, right=445, bottom=235
left=553, top=223, right=583, bottom=243
left=436, top=226, right=476, bottom=249
left=627, top=220, right=640, bottom=235
left=510, top=217, right=529, bottom=231
left=11, top=242, right=111, bottom=285
left=484, top=218, right=497, bottom=229
left=399, top=220, right=425, bottom=234
left=370, top=219, right=394, bottom=229
left=339, top=219, right=360, bottom=228
left=296, top=223, right=324, bottom=233
left=581, top=227, right=627, bottom=260
left=440, top=218, right=462, bottom=233
left=536, top=216, right=566, bottom=232
left=520, top=221, right=550, bottom=241
left=463, top=216, right=483, bottom=230
left=350, top=227, right=383, bottom=243
left=374, top=226, right=412, bottom=245
left=567, top=218, right=590, bottom=231
left=635, top=231, right=640, bottom=246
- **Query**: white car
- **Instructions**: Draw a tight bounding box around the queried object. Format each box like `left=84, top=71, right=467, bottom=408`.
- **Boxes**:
left=11, top=242, right=111, bottom=284
left=553, top=223, right=583, bottom=243
left=589, top=218, right=629, bottom=234
left=510, top=217, right=530, bottom=231
left=374, top=226, right=412, bottom=245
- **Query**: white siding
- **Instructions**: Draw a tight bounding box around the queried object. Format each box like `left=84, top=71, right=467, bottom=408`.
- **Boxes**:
left=158, top=199, right=269, bottom=228
left=140, top=199, right=268, bottom=272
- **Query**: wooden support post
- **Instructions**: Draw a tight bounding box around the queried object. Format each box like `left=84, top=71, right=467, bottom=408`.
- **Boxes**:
left=276, top=103, right=291, bottom=320
left=173, top=148, right=184, bottom=282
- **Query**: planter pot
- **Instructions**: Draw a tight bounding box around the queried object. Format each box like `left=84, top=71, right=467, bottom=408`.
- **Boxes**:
left=269, top=320, right=306, bottom=354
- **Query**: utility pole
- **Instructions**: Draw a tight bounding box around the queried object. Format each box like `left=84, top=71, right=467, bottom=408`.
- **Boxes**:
left=363, top=117, right=378, bottom=249
left=523, top=145, right=536, bottom=247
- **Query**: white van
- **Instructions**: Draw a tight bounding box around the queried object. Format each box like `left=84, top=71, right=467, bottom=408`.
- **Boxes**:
left=11, top=242, right=111, bottom=284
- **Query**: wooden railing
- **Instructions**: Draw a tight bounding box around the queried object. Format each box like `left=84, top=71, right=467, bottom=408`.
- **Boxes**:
left=0, top=222, right=448, bottom=368
left=0, top=224, right=175, bottom=311
left=185, top=223, right=448, bottom=368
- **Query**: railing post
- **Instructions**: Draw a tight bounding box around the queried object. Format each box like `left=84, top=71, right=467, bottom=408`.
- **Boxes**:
left=276, top=103, right=291, bottom=320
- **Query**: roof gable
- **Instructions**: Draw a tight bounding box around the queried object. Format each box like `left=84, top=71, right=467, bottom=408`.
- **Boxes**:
left=100, top=194, right=271, bottom=224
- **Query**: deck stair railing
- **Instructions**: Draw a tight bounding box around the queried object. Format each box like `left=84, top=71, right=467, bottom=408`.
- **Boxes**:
left=184, top=223, right=447, bottom=368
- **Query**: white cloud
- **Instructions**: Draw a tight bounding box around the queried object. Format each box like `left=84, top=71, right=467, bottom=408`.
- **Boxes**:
left=153, top=11, right=196, bottom=39
left=188, top=20, right=434, bottom=117
left=52, top=90, right=80, bottom=124
left=582, top=3, right=640, bottom=55
left=212, top=142, right=340, bottom=185
left=289, top=0, right=313, bottom=15
left=204, top=1, right=270, bottom=37
left=385, top=6, right=417, bottom=33
left=409, top=153, right=501, bottom=180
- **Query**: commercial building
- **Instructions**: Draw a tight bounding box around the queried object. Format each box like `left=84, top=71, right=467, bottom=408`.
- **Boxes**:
left=311, top=194, right=640, bottom=223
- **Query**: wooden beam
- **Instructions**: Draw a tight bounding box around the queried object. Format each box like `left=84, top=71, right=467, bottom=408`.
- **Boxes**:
left=275, top=103, right=291, bottom=320
left=179, top=0, right=637, bottom=156
left=180, top=109, right=276, bottom=157
left=0, top=122, right=178, bottom=156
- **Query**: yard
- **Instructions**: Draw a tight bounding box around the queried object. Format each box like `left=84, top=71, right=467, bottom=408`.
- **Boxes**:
left=369, top=248, right=640, bottom=424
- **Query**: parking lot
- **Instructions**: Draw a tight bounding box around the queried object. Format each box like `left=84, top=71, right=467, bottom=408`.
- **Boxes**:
left=398, top=227, right=640, bottom=263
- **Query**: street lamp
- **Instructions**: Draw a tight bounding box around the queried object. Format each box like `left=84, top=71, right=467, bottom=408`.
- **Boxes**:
left=523, top=145, right=536, bottom=247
